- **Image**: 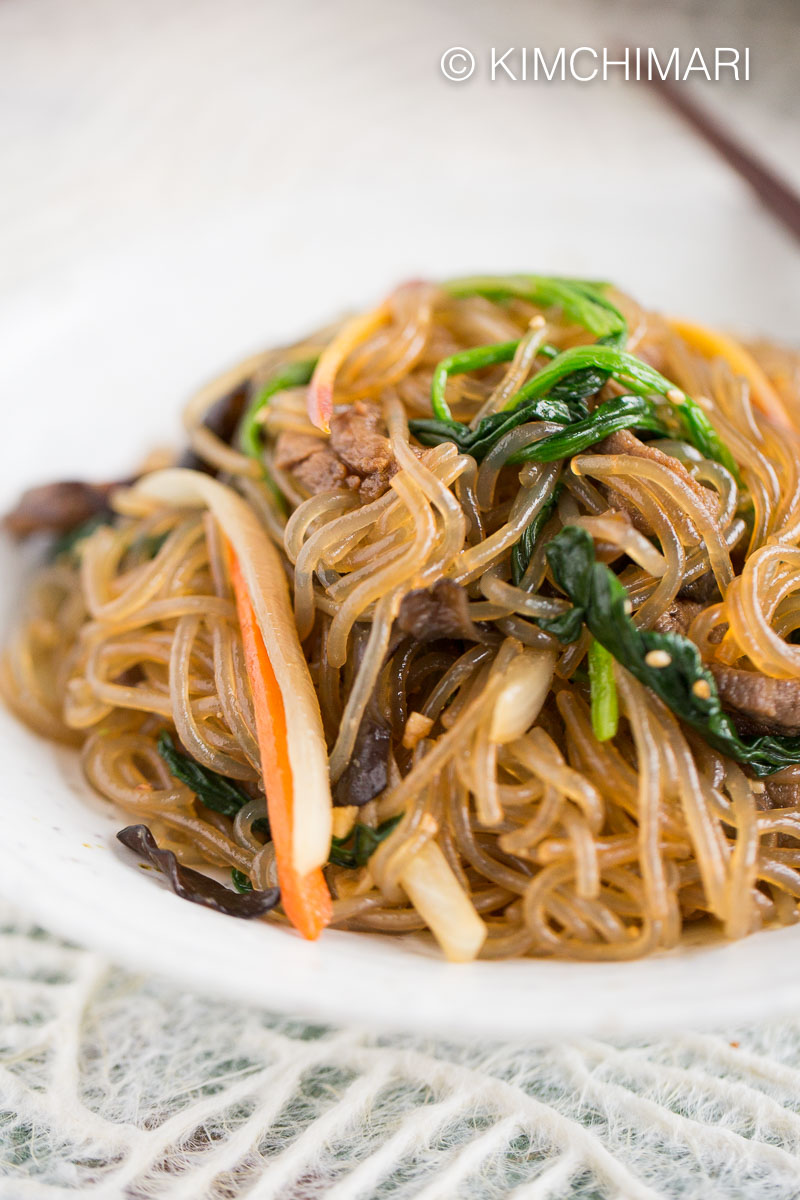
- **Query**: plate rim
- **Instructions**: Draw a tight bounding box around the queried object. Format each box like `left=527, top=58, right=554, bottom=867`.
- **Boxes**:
left=3, top=712, right=800, bottom=1042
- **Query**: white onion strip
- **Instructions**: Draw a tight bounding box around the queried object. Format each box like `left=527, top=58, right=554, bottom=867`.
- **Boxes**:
left=400, top=840, right=487, bottom=962
left=133, top=469, right=332, bottom=875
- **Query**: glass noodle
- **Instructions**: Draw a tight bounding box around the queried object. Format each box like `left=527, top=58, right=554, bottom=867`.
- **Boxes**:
left=3, top=276, right=800, bottom=961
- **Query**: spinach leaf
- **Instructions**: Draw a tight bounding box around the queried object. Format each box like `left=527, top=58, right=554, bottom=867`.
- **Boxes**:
left=158, top=731, right=252, bottom=818
left=117, top=825, right=280, bottom=918
left=506, top=344, right=737, bottom=477
left=508, top=395, right=668, bottom=465
left=415, top=343, right=736, bottom=479
left=410, top=395, right=576, bottom=460
left=329, top=814, right=404, bottom=870
left=431, top=277, right=627, bottom=424
left=423, top=276, right=737, bottom=480
left=49, top=512, right=114, bottom=562
left=543, top=331, right=626, bottom=406
left=511, top=484, right=562, bottom=585
left=231, top=868, right=253, bottom=893
left=238, top=357, right=317, bottom=515
left=541, top=526, right=800, bottom=776
left=444, top=275, right=626, bottom=341
left=239, top=358, right=318, bottom=458
left=430, top=341, right=520, bottom=423
left=411, top=394, right=668, bottom=469
left=427, top=332, right=615, bottom=425
left=156, top=728, right=401, bottom=871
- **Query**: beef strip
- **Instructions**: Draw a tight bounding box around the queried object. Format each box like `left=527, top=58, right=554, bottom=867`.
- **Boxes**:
left=274, top=401, right=397, bottom=500
left=274, top=432, right=355, bottom=493
left=653, top=600, right=704, bottom=638
left=395, top=579, right=484, bottom=643
left=597, top=429, right=719, bottom=532
left=652, top=601, right=800, bottom=736
left=329, top=402, right=397, bottom=500
left=764, top=774, right=800, bottom=812
left=3, top=481, right=116, bottom=538
left=708, top=664, right=800, bottom=737
left=678, top=571, right=721, bottom=605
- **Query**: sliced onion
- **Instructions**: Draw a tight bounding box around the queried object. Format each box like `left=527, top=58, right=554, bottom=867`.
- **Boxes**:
left=133, top=468, right=332, bottom=874
left=490, top=648, right=557, bottom=744
left=400, top=840, right=487, bottom=962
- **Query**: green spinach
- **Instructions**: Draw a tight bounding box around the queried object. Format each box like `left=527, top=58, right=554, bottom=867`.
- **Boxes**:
left=588, top=637, right=619, bottom=742
left=329, top=814, right=404, bottom=870
left=541, top=526, right=800, bottom=776
left=158, top=731, right=252, bottom=817
left=511, top=484, right=562, bottom=585
left=239, top=358, right=318, bottom=458
left=49, top=512, right=113, bottom=562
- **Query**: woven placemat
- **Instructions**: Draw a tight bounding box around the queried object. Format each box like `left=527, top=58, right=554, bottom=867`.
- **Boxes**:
left=4, top=900, right=800, bottom=1199
left=3, top=2, right=799, bottom=1195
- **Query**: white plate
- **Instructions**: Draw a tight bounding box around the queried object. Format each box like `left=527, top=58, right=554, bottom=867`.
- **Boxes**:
left=3, top=260, right=800, bottom=1040
left=1, top=71, right=799, bottom=1034
left=4, top=583, right=800, bottom=1043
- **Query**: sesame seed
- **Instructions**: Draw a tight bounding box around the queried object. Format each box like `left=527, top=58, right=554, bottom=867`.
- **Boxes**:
left=530, top=314, right=546, bottom=329
left=666, top=387, right=685, bottom=405
left=751, top=781, right=766, bottom=794
left=645, top=649, right=672, bottom=668
left=623, top=599, right=633, bottom=616
left=692, top=679, right=712, bottom=700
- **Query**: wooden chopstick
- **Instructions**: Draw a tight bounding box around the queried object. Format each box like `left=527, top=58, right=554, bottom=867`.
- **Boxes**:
left=650, top=78, right=800, bottom=244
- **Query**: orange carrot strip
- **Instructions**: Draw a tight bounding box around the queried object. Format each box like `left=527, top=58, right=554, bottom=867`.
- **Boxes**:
left=228, top=545, right=332, bottom=940
left=669, top=318, right=793, bottom=431
left=307, top=303, right=391, bottom=431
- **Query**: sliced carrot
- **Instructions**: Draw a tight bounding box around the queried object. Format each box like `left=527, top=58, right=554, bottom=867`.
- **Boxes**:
left=669, top=318, right=793, bottom=431
left=228, top=545, right=332, bottom=940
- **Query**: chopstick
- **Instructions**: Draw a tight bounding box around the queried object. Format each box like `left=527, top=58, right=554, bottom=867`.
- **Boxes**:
left=649, top=78, right=800, bottom=245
